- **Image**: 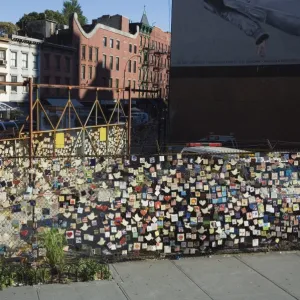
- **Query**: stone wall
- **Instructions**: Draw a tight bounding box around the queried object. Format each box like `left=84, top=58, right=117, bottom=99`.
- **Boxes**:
left=1, top=151, right=300, bottom=258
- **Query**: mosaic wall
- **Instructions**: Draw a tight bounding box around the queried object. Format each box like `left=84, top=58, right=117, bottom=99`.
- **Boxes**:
left=0, top=125, right=126, bottom=159
left=1, top=151, right=300, bottom=257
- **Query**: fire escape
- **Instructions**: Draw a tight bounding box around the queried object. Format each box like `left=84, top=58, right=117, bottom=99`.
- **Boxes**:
left=137, top=9, right=171, bottom=100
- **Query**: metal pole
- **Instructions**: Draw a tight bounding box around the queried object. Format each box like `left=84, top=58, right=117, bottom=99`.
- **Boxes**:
left=123, top=67, right=126, bottom=101
left=95, top=89, right=98, bottom=126
left=29, top=78, right=33, bottom=170
left=127, top=85, right=132, bottom=155
left=123, top=54, right=142, bottom=101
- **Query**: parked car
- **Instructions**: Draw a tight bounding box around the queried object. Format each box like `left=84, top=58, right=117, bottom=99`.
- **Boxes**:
left=0, top=121, right=19, bottom=138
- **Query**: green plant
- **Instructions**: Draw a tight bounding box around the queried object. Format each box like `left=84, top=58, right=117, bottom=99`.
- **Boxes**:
left=77, top=259, right=111, bottom=281
left=39, top=229, right=67, bottom=275
left=0, top=261, right=15, bottom=290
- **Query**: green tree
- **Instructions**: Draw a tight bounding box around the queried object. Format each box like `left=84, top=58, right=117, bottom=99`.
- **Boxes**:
left=16, top=12, right=45, bottom=28
left=0, top=22, right=19, bottom=35
left=62, top=0, right=88, bottom=25
left=44, top=10, right=66, bottom=25
left=16, top=10, right=66, bottom=28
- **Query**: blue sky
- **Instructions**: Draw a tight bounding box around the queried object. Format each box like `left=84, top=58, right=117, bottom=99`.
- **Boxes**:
left=1, top=0, right=172, bottom=31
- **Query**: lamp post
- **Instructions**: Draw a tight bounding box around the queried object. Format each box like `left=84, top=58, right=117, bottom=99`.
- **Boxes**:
left=123, top=54, right=142, bottom=100
left=123, top=54, right=142, bottom=156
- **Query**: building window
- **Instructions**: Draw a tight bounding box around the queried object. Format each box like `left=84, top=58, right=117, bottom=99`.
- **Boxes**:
left=102, top=77, right=107, bottom=87
left=128, top=79, right=131, bottom=87
left=65, top=78, right=70, bottom=92
left=103, top=37, right=107, bottom=47
left=133, top=61, right=137, bottom=73
left=65, top=57, right=71, bottom=72
left=115, top=78, right=119, bottom=88
left=44, top=53, right=50, bottom=69
left=116, top=57, right=119, bottom=71
left=110, top=38, right=114, bottom=48
left=33, top=55, right=38, bottom=70
left=102, top=54, right=106, bottom=68
left=11, top=76, right=17, bottom=92
left=89, top=66, right=92, bottom=80
left=89, top=47, right=93, bottom=60
left=134, top=45, right=137, bottom=54
left=0, top=50, right=5, bottom=60
left=116, top=40, right=120, bottom=50
left=55, top=55, right=60, bottom=70
left=128, top=60, right=131, bottom=72
left=95, top=66, right=97, bottom=78
left=44, top=76, right=50, bottom=83
left=109, top=78, right=112, bottom=88
left=140, top=36, right=142, bottom=46
left=133, top=80, right=136, bottom=91
left=11, top=52, right=17, bottom=67
left=0, top=74, right=5, bottom=93
left=55, top=77, right=60, bottom=95
left=109, top=56, right=113, bottom=70
left=23, top=77, right=28, bottom=92
left=82, top=45, right=86, bottom=60
left=81, top=65, right=86, bottom=79
left=129, top=44, right=132, bottom=53
left=95, top=48, right=99, bottom=61
left=22, top=53, right=28, bottom=68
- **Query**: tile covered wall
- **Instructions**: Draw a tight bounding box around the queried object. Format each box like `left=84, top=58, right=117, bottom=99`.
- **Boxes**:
left=1, top=151, right=300, bottom=257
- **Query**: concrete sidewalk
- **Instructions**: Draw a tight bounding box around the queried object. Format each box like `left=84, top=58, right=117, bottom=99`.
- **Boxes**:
left=2, top=252, right=300, bottom=300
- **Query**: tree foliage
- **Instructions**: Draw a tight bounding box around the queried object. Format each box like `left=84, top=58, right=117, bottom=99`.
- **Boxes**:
left=0, top=22, right=19, bottom=35
left=16, top=11, right=65, bottom=28
left=44, top=10, right=66, bottom=25
left=62, top=0, right=88, bottom=25
left=16, top=1, right=88, bottom=28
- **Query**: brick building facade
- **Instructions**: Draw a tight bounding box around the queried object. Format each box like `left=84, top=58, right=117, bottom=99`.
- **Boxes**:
left=40, top=42, right=77, bottom=99
left=48, top=11, right=171, bottom=102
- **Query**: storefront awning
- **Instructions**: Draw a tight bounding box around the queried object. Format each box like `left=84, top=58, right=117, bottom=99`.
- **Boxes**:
left=0, top=102, right=18, bottom=112
left=46, top=98, right=83, bottom=108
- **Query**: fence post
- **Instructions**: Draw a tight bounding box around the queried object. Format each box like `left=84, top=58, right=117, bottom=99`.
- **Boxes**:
left=127, top=86, right=132, bottom=156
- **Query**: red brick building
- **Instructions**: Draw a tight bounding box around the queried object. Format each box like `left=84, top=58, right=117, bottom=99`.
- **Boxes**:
left=40, top=41, right=77, bottom=99
left=68, top=11, right=171, bottom=101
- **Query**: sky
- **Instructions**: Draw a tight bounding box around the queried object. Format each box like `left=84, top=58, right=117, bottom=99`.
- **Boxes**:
left=1, top=0, right=172, bottom=32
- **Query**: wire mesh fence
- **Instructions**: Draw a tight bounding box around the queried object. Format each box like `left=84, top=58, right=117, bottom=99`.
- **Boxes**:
left=1, top=149, right=300, bottom=264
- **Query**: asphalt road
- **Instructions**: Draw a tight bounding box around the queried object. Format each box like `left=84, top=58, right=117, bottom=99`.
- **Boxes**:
left=2, top=252, right=300, bottom=300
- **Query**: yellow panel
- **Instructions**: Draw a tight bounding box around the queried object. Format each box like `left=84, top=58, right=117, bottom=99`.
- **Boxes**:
left=99, top=127, right=107, bottom=142
left=55, top=133, right=65, bottom=148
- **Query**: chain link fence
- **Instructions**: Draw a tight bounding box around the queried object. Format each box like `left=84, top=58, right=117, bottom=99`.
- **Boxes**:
left=1, top=150, right=300, bottom=263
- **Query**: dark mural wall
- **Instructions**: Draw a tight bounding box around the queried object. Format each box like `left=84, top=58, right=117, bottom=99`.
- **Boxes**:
left=169, top=74, right=300, bottom=142
left=169, top=0, right=300, bottom=143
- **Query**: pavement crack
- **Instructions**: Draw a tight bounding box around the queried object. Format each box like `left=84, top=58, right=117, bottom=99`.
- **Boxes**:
left=234, top=255, right=300, bottom=300
left=111, top=264, right=124, bottom=282
left=35, top=286, right=41, bottom=300
left=171, top=261, right=215, bottom=300
left=116, top=282, right=132, bottom=300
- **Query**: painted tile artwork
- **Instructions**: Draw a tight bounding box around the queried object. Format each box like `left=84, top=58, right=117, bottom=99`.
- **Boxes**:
left=1, top=150, right=300, bottom=257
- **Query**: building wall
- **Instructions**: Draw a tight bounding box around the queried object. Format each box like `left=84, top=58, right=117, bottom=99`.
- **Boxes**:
left=8, top=36, right=42, bottom=102
left=0, top=38, right=10, bottom=102
left=147, top=27, right=171, bottom=99
left=169, top=73, right=300, bottom=143
left=26, top=20, right=57, bottom=39
left=93, top=15, right=129, bottom=33
left=40, top=43, right=77, bottom=99
left=71, top=13, right=140, bottom=101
